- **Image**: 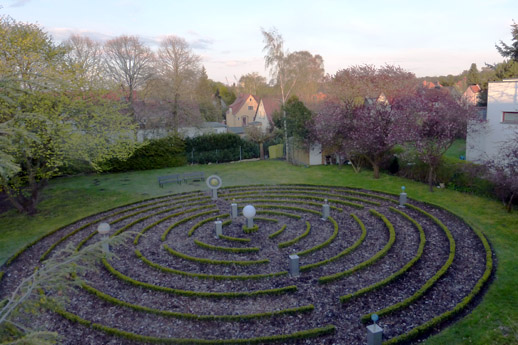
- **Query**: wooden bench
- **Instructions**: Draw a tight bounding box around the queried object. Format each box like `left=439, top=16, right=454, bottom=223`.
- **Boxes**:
left=158, top=174, right=181, bottom=188
left=183, top=171, right=204, bottom=183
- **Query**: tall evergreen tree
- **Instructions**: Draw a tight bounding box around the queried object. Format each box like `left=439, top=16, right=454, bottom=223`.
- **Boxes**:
left=496, top=20, right=518, bottom=61
left=467, top=63, right=480, bottom=85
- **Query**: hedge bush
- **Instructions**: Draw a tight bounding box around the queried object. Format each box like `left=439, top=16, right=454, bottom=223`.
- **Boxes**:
left=318, top=210, right=396, bottom=284
left=340, top=207, right=426, bottom=303
left=105, top=135, right=186, bottom=172
left=397, top=155, right=494, bottom=197
left=102, top=258, right=292, bottom=298
left=360, top=204, right=456, bottom=323
left=135, top=250, right=286, bottom=280
left=194, top=239, right=260, bottom=253
left=278, top=221, right=311, bottom=249
left=300, top=213, right=367, bottom=272
left=297, top=217, right=339, bottom=256
left=82, top=282, right=312, bottom=320
left=184, top=133, right=259, bottom=164
left=163, top=244, right=269, bottom=266
left=52, top=304, right=336, bottom=345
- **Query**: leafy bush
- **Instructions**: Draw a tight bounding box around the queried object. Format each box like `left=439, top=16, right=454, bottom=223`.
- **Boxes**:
left=184, top=133, right=259, bottom=164
left=397, top=155, right=494, bottom=196
left=105, top=136, right=186, bottom=172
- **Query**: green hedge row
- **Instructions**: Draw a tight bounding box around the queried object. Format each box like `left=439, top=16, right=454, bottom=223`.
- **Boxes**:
left=133, top=205, right=214, bottom=245
left=185, top=133, right=259, bottom=164
left=278, top=222, right=311, bottom=249
left=161, top=210, right=220, bottom=241
left=381, top=202, right=493, bottom=345
left=256, top=211, right=301, bottom=219
left=53, top=305, right=335, bottom=344
left=194, top=239, right=260, bottom=253
left=102, top=258, right=293, bottom=298
left=253, top=217, right=279, bottom=223
left=268, top=225, right=287, bottom=239
left=135, top=249, right=286, bottom=280
left=113, top=204, right=215, bottom=239
left=104, top=135, right=186, bottom=172
left=228, top=189, right=373, bottom=208
left=258, top=205, right=322, bottom=216
left=300, top=213, right=367, bottom=272
left=4, top=192, right=204, bottom=266
left=163, top=244, right=269, bottom=266
left=242, top=224, right=259, bottom=234
left=82, top=282, right=309, bottom=321
left=188, top=214, right=230, bottom=237
left=233, top=198, right=344, bottom=212
left=297, top=217, right=339, bottom=257
left=219, top=234, right=251, bottom=243
left=340, top=207, right=426, bottom=303
left=360, top=204, right=457, bottom=323
left=318, top=210, right=396, bottom=284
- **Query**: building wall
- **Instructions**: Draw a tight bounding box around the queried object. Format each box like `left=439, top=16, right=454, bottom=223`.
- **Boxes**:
left=254, top=101, right=271, bottom=132
left=226, top=96, right=258, bottom=127
left=467, top=79, right=518, bottom=162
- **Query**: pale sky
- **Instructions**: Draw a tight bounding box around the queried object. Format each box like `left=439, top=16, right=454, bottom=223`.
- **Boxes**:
left=1, top=0, right=515, bottom=83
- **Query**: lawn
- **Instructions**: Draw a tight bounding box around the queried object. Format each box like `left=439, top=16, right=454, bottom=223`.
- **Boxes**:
left=0, top=160, right=516, bottom=344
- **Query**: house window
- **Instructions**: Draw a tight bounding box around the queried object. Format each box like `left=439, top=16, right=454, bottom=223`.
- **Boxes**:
left=243, top=117, right=247, bottom=126
left=503, top=112, right=518, bottom=124
left=248, top=105, right=253, bottom=110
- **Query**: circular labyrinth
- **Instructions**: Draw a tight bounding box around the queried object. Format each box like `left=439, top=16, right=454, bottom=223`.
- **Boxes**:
left=0, top=185, right=492, bottom=345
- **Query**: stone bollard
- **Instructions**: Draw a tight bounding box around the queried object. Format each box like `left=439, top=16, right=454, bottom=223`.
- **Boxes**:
left=289, top=254, right=300, bottom=277
left=367, top=314, right=383, bottom=345
left=231, top=202, right=238, bottom=219
left=322, top=199, right=330, bottom=220
left=215, top=220, right=222, bottom=238
left=367, top=324, right=383, bottom=345
left=399, top=186, right=407, bottom=207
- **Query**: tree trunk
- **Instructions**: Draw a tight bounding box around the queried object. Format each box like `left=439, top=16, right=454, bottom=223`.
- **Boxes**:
left=283, top=109, right=289, bottom=162
left=373, top=163, right=380, bottom=179
left=507, top=192, right=515, bottom=213
left=259, top=142, right=265, bottom=160
left=428, top=166, right=435, bottom=192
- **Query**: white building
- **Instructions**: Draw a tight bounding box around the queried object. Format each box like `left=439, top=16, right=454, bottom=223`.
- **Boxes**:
left=467, top=79, right=518, bottom=162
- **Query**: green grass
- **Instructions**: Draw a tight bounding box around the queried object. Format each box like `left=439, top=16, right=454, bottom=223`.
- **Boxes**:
left=444, top=139, right=466, bottom=159
left=0, top=159, right=516, bottom=345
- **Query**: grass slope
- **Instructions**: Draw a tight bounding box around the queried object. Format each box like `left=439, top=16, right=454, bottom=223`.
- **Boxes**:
left=0, top=160, right=516, bottom=345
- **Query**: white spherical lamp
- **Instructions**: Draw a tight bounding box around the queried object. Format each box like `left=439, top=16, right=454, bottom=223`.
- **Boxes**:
left=243, top=205, right=256, bottom=228
left=97, top=222, right=111, bottom=235
left=243, top=205, right=256, bottom=219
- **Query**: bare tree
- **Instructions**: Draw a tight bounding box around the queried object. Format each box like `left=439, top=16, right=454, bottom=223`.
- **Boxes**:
left=103, top=35, right=154, bottom=104
left=64, top=34, right=104, bottom=89
left=157, top=35, right=201, bottom=131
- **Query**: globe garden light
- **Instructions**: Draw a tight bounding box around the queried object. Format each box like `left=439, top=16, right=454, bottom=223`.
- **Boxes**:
left=243, top=204, right=256, bottom=228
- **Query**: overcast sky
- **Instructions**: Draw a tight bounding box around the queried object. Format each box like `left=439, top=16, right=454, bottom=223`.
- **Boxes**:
left=1, top=0, right=515, bottom=83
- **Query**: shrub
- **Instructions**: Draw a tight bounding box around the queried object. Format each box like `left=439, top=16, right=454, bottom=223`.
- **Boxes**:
left=397, top=155, right=494, bottom=196
left=105, top=135, right=186, bottom=172
left=184, top=133, right=259, bottom=164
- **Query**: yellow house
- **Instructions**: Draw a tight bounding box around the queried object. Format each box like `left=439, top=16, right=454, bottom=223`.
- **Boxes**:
left=254, top=97, right=280, bottom=132
left=226, top=94, right=259, bottom=127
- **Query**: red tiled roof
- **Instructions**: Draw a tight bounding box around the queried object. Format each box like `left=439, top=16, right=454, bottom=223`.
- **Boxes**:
left=229, top=94, right=258, bottom=114
left=469, top=85, right=481, bottom=93
left=260, top=97, right=281, bottom=123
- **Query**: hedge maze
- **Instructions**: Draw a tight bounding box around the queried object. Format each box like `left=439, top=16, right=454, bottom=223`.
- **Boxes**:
left=0, top=185, right=492, bottom=344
